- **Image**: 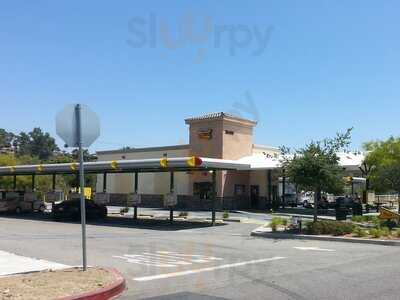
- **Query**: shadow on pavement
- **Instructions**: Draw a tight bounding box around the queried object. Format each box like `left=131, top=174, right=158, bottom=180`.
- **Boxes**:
left=0, top=213, right=226, bottom=231
left=131, top=292, right=230, bottom=300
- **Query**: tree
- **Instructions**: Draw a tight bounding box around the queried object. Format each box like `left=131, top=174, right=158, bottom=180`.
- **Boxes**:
left=364, top=137, right=400, bottom=212
left=281, top=129, right=352, bottom=222
left=14, top=128, right=59, bottom=160
left=0, top=129, right=15, bottom=149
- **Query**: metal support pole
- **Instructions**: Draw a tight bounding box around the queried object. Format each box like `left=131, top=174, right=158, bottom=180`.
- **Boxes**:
left=267, top=170, right=272, bottom=210
left=169, top=171, right=174, bottom=224
left=52, top=174, right=56, bottom=191
left=103, top=172, right=107, bottom=193
left=31, top=175, right=36, bottom=192
left=282, top=169, right=286, bottom=209
left=211, top=170, right=216, bottom=226
left=75, top=104, right=87, bottom=271
left=134, top=171, right=138, bottom=220
left=13, top=175, right=17, bottom=191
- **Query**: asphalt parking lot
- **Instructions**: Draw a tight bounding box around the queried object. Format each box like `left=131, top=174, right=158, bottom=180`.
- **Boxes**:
left=0, top=214, right=400, bottom=300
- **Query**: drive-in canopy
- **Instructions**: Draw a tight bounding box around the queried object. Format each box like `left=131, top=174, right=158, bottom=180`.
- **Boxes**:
left=0, top=156, right=251, bottom=176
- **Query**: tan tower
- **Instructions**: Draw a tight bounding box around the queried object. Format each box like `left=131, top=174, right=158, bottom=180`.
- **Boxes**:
left=185, top=113, right=257, bottom=200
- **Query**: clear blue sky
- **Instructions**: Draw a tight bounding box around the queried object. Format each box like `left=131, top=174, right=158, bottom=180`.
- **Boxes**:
left=1, top=1, right=399, bottom=152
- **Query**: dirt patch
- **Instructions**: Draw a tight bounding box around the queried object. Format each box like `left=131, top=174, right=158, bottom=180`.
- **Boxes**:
left=0, top=267, right=115, bottom=300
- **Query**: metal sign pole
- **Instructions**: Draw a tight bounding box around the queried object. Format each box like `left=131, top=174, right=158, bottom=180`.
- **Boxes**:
left=75, top=104, right=87, bottom=271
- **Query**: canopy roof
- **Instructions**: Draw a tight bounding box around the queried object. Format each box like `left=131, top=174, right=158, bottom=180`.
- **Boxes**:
left=0, top=152, right=366, bottom=176
left=0, top=157, right=250, bottom=176
left=237, top=152, right=365, bottom=171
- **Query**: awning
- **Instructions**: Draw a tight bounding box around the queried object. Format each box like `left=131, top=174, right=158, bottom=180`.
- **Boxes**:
left=0, top=157, right=251, bottom=176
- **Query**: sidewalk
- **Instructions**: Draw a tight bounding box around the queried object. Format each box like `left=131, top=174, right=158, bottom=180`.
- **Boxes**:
left=0, top=250, right=69, bottom=277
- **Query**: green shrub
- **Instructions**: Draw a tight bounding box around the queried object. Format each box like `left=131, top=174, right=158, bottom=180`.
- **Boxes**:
left=381, top=227, right=390, bottom=237
left=395, top=229, right=400, bottom=238
left=370, top=228, right=383, bottom=238
left=281, top=218, right=288, bottom=229
left=306, top=220, right=355, bottom=236
left=351, top=216, right=364, bottom=223
left=380, top=220, right=398, bottom=230
left=353, top=226, right=368, bottom=238
left=269, top=217, right=284, bottom=232
left=222, top=211, right=229, bottom=219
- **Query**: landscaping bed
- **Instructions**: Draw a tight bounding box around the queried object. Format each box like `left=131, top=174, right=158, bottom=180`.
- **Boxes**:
left=267, top=216, right=400, bottom=240
left=0, top=267, right=121, bottom=300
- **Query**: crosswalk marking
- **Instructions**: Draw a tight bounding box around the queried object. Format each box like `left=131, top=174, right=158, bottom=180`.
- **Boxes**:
left=113, top=251, right=223, bottom=268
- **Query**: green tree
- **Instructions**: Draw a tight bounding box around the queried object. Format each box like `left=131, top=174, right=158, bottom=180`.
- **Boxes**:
left=0, top=129, right=15, bottom=149
left=281, top=129, right=352, bottom=222
left=14, top=128, right=59, bottom=160
left=364, top=137, right=400, bottom=212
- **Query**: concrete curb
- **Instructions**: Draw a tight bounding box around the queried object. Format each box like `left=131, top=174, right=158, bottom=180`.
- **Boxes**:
left=251, top=229, right=400, bottom=246
left=59, top=268, right=126, bottom=300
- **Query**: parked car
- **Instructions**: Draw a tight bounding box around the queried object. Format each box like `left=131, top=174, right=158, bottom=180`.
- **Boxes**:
left=0, top=191, right=46, bottom=214
left=282, top=194, right=298, bottom=207
left=52, top=199, right=107, bottom=221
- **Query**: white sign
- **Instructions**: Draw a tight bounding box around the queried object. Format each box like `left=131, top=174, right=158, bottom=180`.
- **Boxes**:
left=367, top=192, right=376, bottom=204
left=127, top=193, right=141, bottom=206
left=164, top=193, right=178, bottom=207
left=56, top=104, right=100, bottom=148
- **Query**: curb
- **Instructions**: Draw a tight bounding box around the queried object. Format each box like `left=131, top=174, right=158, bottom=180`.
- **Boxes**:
left=59, top=268, right=126, bottom=300
left=251, top=229, right=400, bottom=246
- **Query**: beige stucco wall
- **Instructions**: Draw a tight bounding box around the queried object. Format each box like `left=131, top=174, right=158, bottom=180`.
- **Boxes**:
left=96, top=148, right=191, bottom=195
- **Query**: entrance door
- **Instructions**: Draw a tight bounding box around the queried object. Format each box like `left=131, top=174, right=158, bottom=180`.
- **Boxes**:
left=250, top=185, right=259, bottom=208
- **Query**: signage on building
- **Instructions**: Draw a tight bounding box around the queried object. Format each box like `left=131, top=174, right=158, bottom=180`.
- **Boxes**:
left=198, top=129, right=212, bottom=140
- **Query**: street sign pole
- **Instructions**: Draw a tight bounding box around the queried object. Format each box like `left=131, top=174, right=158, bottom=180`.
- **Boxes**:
left=56, top=103, right=100, bottom=272
left=75, top=104, right=87, bottom=271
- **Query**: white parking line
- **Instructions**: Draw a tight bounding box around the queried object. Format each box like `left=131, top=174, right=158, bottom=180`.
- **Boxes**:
left=294, top=247, right=335, bottom=252
left=133, top=256, right=286, bottom=282
left=113, top=251, right=224, bottom=268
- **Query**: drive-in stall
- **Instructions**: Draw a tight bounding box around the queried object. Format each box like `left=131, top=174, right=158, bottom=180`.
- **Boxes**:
left=0, top=156, right=250, bottom=225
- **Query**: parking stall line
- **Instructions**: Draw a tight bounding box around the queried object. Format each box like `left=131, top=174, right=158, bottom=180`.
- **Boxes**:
left=132, top=256, right=286, bottom=282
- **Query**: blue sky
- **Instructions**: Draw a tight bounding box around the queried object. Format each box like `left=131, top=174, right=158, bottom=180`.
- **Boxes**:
left=1, top=1, right=399, bottom=152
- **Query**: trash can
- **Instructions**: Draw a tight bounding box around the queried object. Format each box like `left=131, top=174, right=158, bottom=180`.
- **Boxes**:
left=335, top=207, right=348, bottom=221
left=352, top=203, right=363, bottom=216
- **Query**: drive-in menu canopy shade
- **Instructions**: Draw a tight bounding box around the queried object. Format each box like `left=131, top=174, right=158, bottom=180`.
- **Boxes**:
left=56, top=104, right=100, bottom=148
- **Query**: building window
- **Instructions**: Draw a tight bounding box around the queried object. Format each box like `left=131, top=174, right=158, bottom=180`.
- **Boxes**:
left=234, top=184, right=246, bottom=196
left=193, top=182, right=213, bottom=199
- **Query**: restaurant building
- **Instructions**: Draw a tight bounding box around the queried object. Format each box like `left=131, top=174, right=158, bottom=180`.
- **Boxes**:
left=96, top=112, right=364, bottom=209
